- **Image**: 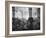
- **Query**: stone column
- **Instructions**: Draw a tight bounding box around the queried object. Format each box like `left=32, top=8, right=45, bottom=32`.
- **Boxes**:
left=12, top=7, right=15, bottom=18
left=32, top=8, right=38, bottom=18
left=29, top=8, right=32, bottom=17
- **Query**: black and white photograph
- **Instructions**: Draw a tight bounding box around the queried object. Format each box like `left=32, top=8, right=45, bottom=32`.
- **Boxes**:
left=8, top=3, right=44, bottom=35
left=12, top=7, right=40, bottom=31
left=5, top=1, right=45, bottom=36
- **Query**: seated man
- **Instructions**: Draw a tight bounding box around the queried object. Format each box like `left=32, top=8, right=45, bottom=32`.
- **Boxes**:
left=27, top=17, right=33, bottom=30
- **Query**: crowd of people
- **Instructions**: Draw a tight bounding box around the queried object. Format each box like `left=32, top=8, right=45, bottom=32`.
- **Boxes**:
left=12, top=17, right=40, bottom=31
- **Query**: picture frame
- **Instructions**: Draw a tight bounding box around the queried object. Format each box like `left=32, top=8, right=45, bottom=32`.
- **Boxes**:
left=5, top=1, right=45, bottom=37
